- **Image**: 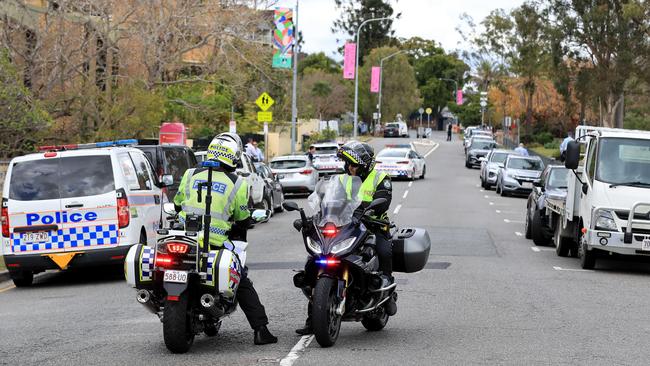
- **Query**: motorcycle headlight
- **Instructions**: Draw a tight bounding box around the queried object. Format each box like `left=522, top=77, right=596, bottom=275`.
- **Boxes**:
left=594, top=209, right=617, bottom=231
left=306, top=236, right=322, bottom=254
left=330, top=237, right=357, bottom=254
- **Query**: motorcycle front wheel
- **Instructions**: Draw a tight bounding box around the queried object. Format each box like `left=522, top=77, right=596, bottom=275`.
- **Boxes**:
left=163, top=292, right=195, bottom=353
left=312, top=277, right=341, bottom=347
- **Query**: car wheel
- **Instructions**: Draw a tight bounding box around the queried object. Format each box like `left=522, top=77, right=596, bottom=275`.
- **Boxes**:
left=11, top=271, right=34, bottom=287
left=419, top=166, right=426, bottom=179
left=500, top=183, right=508, bottom=197
left=274, top=191, right=284, bottom=213
left=465, top=160, right=471, bottom=169
left=531, top=209, right=549, bottom=246
left=524, top=206, right=533, bottom=239
left=268, top=194, right=274, bottom=217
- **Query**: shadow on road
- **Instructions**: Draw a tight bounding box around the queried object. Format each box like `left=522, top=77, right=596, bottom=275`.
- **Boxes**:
left=30, top=265, right=124, bottom=288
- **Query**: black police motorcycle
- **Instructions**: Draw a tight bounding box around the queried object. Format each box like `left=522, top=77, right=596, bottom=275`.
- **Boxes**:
left=283, top=176, right=431, bottom=347
left=125, top=161, right=268, bottom=353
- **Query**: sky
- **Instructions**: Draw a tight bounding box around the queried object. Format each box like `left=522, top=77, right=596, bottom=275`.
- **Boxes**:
left=275, top=0, right=524, bottom=59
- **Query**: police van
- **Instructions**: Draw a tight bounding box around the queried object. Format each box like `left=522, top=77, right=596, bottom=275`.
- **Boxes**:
left=1, top=140, right=171, bottom=287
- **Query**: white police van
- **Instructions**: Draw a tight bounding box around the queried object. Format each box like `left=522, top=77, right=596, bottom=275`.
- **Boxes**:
left=1, top=140, right=171, bottom=287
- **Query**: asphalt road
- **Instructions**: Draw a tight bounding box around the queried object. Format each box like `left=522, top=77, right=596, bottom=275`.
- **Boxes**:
left=2, top=131, right=650, bottom=365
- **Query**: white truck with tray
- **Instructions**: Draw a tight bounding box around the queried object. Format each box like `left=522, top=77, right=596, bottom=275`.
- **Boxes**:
left=547, top=126, right=650, bottom=269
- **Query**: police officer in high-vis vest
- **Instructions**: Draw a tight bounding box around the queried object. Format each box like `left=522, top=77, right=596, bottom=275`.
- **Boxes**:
left=296, top=141, right=394, bottom=335
left=174, top=132, right=278, bottom=345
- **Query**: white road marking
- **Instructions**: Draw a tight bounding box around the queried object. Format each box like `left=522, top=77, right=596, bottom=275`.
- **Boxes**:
left=484, top=195, right=489, bottom=198
left=393, top=204, right=402, bottom=215
left=480, top=189, right=485, bottom=192
left=408, top=181, right=413, bottom=187
left=531, top=247, right=541, bottom=252
left=515, top=231, right=523, bottom=237
left=504, top=219, right=524, bottom=224
left=403, top=191, right=409, bottom=199
left=496, top=210, right=502, bottom=213
left=489, top=202, right=495, bottom=206
left=553, top=266, right=594, bottom=272
left=280, top=335, right=314, bottom=366
left=423, top=143, right=439, bottom=158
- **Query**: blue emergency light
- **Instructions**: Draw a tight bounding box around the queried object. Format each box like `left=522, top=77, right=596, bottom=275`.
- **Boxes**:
left=38, top=139, right=139, bottom=152
left=201, top=161, right=221, bottom=168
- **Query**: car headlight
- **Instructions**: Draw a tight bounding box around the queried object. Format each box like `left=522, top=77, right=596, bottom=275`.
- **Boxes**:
left=330, top=237, right=356, bottom=254
left=306, top=236, right=322, bottom=254
left=594, top=209, right=617, bottom=231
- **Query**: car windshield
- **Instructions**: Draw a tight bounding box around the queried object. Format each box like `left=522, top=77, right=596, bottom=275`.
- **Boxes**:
left=377, top=149, right=408, bottom=158
left=547, top=168, right=569, bottom=188
left=9, top=156, right=115, bottom=200
left=596, top=138, right=650, bottom=186
left=270, top=159, right=306, bottom=169
left=308, top=176, right=362, bottom=227
left=507, top=158, right=544, bottom=171
left=470, top=140, right=496, bottom=150
left=490, top=152, right=509, bottom=164
left=386, top=123, right=399, bottom=129
left=314, top=146, right=338, bottom=155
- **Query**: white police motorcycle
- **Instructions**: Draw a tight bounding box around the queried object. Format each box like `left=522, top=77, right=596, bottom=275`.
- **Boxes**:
left=125, top=161, right=269, bottom=353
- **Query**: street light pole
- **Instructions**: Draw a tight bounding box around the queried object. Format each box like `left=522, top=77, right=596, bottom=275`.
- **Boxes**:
left=290, top=0, right=299, bottom=154
left=353, top=16, right=391, bottom=139
left=378, top=49, right=407, bottom=127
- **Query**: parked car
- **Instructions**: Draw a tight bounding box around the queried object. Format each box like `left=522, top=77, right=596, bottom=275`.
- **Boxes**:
left=237, top=154, right=266, bottom=208
left=385, top=121, right=408, bottom=138
left=525, top=165, right=570, bottom=246
left=384, top=124, right=400, bottom=137
left=495, top=155, right=545, bottom=197
left=194, top=151, right=207, bottom=163
left=269, top=155, right=319, bottom=195
left=135, top=144, right=197, bottom=201
left=375, top=146, right=426, bottom=180
left=311, top=142, right=345, bottom=176
left=479, top=149, right=512, bottom=189
left=2, top=140, right=169, bottom=287
left=465, top=138, right=497, bottom=168
left=253, top=162, right=285, bottom=214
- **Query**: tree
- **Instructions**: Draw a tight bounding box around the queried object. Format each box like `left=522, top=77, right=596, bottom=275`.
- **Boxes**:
left=298, top=52, right=341, bottom=75
left=0, top=51, right=50, bottom=158
left=331, top=0, right=400, bottom=63
left=299, top=69, right=351, bottom=120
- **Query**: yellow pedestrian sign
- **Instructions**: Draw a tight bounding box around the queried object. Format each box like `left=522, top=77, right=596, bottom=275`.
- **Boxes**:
left=425, top=108, right=432, bottom=115
left=255, top=92, right=274, bottom=111
left=257, top=111, right=273, bottom=122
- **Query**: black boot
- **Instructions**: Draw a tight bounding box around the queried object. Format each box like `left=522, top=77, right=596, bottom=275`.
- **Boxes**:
left=295, top=316, right=312, bottom=335
left=254, top=325, right=278, bottom=345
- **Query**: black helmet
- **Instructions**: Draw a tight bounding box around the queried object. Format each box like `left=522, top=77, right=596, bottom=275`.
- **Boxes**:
left=338, top=141, right=375, bottom=179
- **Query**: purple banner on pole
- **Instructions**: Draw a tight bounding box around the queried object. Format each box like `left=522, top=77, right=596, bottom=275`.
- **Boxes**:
left=370, top=67, right=380, bottom=93
left=343, top=43, right=356, bottom=80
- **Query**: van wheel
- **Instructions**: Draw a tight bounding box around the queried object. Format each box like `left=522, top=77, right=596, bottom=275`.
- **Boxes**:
left=11, top=271, right=34, bottom=287
left=579, top=235, right=596, bottom=269
left=553, top=216, right=571, bottom=257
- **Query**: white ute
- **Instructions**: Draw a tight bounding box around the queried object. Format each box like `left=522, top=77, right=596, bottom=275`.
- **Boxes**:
left=549, top=126, right=650, bottom=269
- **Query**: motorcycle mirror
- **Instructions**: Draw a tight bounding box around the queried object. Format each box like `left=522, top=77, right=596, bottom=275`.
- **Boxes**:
left=283, top=201, right=300, bottom=211
left=162, top=203, right=176, bottom=216
left=160, top=174, right=174, bottom=187
left=251, top=209, right=270, bottom=223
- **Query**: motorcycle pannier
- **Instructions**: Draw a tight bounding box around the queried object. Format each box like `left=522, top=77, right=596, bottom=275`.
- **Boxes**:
left=124, top=244, right=156, bottom=288
left=392, top=227, right=431, bottom=273
left=203, top=249, right=242, bottom=299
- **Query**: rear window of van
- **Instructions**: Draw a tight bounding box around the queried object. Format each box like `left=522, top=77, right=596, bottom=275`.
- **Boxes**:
left=270, top=160, right=307, bottom=169
left=9, top=156, right=115, bottom=200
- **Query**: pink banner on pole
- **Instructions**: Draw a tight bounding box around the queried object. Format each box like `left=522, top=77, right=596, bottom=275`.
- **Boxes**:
left=456, top=90, right=463, bottom=105
left=370, top=67, right=380, bottom=93
left=343, top=43, right=356, bottom=80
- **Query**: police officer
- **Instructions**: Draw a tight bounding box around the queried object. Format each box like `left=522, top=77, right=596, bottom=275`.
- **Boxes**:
left=296, top=141, right=394, bottom=335
left=174, top=132, right=278, bottom=345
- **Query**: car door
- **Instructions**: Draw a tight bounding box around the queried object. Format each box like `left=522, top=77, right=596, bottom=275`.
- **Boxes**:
left=409, top=151, right=422, bottom=176
left=244, top=156, right=264, bottom=204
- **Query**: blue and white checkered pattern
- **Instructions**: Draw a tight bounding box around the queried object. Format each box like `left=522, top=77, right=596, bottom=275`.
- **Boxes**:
left=140, top=246, right=155, bottom=281
left=205, top=250, right=218, bottom=286
left=209, top=227, right=228, bottom=236
left=10, top=224, right=118, bottom=253
left=377, top=167, right=408, bottom=176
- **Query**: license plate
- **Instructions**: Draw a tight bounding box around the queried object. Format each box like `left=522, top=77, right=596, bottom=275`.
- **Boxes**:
left=642, top=238, right=650, bottom=251
left=163, top=270, right=188, bottom=283
left=522, top=182, right=533, bottom=189
left=23, top=232, right=49, bottom=243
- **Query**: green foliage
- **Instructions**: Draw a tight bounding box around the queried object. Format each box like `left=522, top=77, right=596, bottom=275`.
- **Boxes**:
left=299, top=69, right=351, bottom=120
left=299, top=53, right=341, bottom=75
left=448, top=92, right=481, bottom=125
left=624, top=109, right=650, bottom=131
left=0, top=51, right=51, bottom=158
left=304, top=129, right=338, bottom=150
left=163, top=82, right=233, bottom=137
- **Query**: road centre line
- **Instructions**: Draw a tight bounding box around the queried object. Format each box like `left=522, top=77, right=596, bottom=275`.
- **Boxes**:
left=393, top=204, right=402, bottom=215
left=280, top=335, right=314, bottom=366
left=403, top=191, right=409, bottom=199
left=408, top=181, right=413, bottom=187
left=504, top=219, right=525, bottom=224
left=553, top=266, right=594, bottom=272
left=423, top=143, right=439, bottom=158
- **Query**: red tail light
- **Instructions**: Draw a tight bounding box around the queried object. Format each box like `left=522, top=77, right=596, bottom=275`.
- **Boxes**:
left=44, top=152, right=57, bottom=158
left=321, top=223, right=338, bottom=238
left=1, top=206, right=9, bottom=238
left=397, top=161, right=410, bottom=164
left=300, top=169, right=313, bottom=175
left=167, top=242, right=189, bottom=254
left=117, top=191, right=130, bottom=228
left=155, top=254, right=173, bottom=267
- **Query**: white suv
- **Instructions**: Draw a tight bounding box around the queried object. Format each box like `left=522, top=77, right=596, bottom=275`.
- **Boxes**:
left=1, top=140, right=169, bottom=287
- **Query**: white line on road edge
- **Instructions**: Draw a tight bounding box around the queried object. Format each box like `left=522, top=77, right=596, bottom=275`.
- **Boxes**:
left=553, top=266, right=594, bottom=272
left=408, top=182, right=413, bottom=187
left=489, top=202, right=495, bottom=205
left=480, top=189, right=485, bottom=192
left=403, top=191, right=409, bottom=199
left=531, top=247, right=541, bottom=252
left=423, top=143, right=439, bottom=158
left=504, top=219, right=524, bottom=224
left=393, top=204, right=402, bottom=215
left=280, top=335, right=314, bottom=366
left=515, top=232, right=523, bottom=237
left=496, top=210, right=502, bottom=213
left=484, top=195, right=489, bottom=198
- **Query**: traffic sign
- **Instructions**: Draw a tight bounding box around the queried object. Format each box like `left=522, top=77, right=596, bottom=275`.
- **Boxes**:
left=425, top=108, right=432, bottom=115
left=418, top=108, right=424, bottom=114
left=257, top=111, right=273, bottom=122
left=255, top=92, right=275, bottom=111
left=480, top=101, right=487, bottom=107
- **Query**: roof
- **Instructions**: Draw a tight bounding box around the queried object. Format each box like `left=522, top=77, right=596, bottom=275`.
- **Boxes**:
left=271, top=155, right=309, bottom=161
left=507, top=154, right=542, bottom=160
left=576, top=126, right=650, bottom=141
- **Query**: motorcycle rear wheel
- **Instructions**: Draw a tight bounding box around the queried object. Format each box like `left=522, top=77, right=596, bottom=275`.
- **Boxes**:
left=312, top=277, right=341, bottom=347
left=163, top=292, right=195, bottom=353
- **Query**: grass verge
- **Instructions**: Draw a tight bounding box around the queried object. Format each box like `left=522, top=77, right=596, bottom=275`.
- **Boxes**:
left=530, top=146, right=560, bottom=160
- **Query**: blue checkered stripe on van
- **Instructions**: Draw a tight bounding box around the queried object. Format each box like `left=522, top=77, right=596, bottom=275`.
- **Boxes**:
left=10, top=224, right=119, bottom=253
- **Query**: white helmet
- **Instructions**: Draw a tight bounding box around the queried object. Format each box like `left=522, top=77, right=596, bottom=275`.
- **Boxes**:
left=207, top=133, right=243, bottom=168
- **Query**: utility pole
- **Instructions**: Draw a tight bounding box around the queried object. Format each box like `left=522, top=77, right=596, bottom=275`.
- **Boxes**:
left=353, top=16, right=391, bottom=139
left=290, top=0, right=299, bottom=153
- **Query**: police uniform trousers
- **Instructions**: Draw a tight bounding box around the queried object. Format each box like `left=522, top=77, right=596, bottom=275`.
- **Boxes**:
left=237, top=267, right=269, bottom=329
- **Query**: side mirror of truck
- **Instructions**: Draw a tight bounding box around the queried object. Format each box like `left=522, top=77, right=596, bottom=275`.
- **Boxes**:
left=565, top=141, right=581, bottom=170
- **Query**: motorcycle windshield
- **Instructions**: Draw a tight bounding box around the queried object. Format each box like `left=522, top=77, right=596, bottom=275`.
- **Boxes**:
left=308, top=175, right=362, bottom=227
